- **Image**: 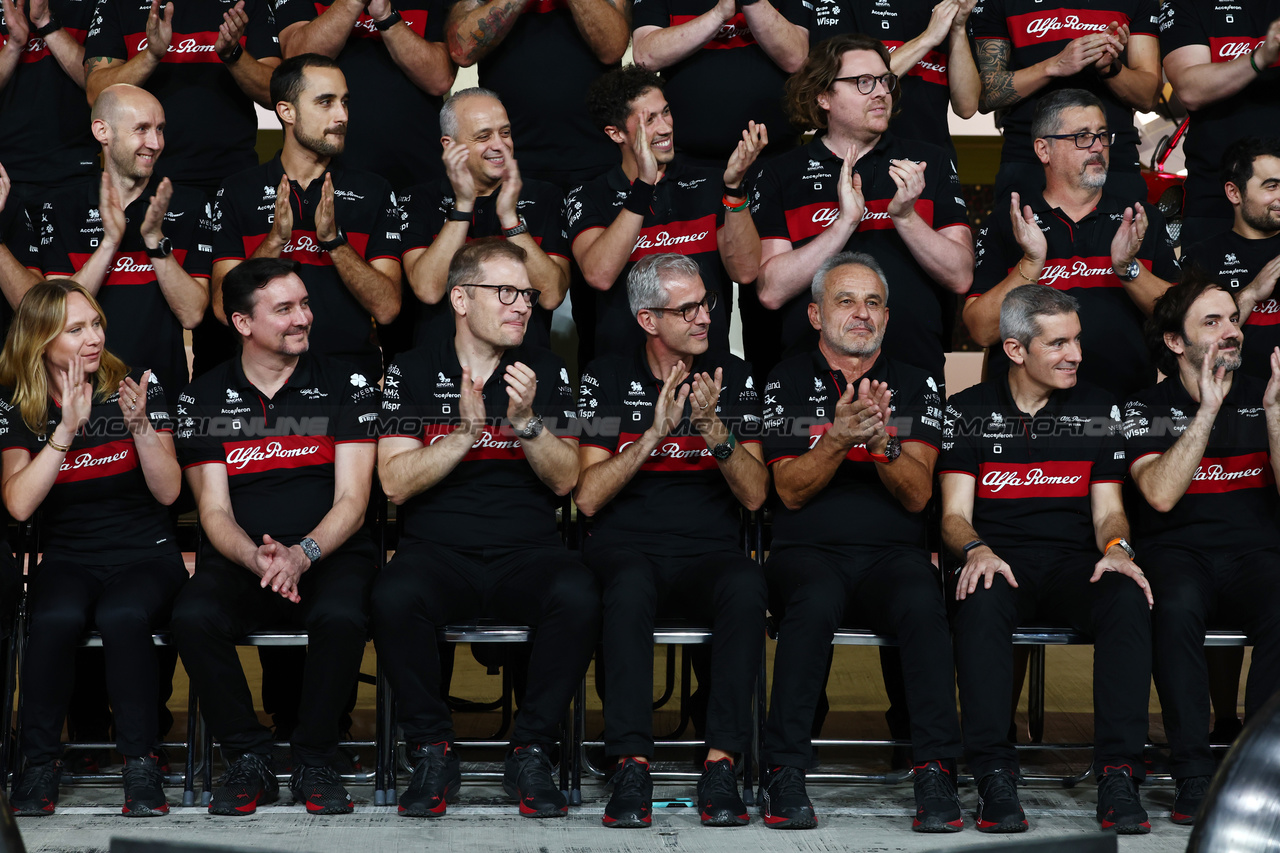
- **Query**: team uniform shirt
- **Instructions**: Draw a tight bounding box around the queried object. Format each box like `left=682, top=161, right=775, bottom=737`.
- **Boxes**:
left=801, top=0, right=961, bottom=156
left=212, top=157, right=403, bottom=378
left=399, top=177, right=568, bottom=348
left=0, top=0, right=97, bottom=187
left=630, top=0, right=806, bottom=162
left=38, top=177, right=216, bottom=404
left=1123, top=373, right=1280, bottom=555
left=970, top=190, right=1179, bottom=400
left=1, top=199, right=40, bottom=338
left=940, top=377, right=1124, bottom=555
left=273, top=0, right=447, bottom=191
left=577, top=350, right=762, bottom=556
left=378, top=337, right=577, bottom=551
left=454, top=0, right=618, bottom=179
left=84, top=0, right=280, bottom=185
left=565, top=158, right=732, bottom=357
left=762, top=350, right=943, bottom=551
left=1160, top=0, right=1280, bottom=224
left=175, top=352, right=379, bottom=547
left=750, top=133, right=970, bottom=380
left=0, top=372, right=176, bottom=566
left=1183, top=231, right=1280, bottom=382
left=969, top=0, right=1159, bottom=174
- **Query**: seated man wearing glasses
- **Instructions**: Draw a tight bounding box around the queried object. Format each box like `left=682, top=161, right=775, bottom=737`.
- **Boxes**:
left=574, top=253, right=768, bottom=828
left=962, top=88, right=1179, bottom=402
left=372, top=238, right=599, bottom=819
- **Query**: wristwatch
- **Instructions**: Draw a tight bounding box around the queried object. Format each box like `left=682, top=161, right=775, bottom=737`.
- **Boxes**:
left=502, top=215, right=529, bottom=239
left=446, top=206, right=473, bottom=223
left=514, top=413, right=544, bottom=439
left=299, top=537, right=322, bottom=563
left=1106, top=537, right=1136, bottom=560
left=32, top=12, right=62, bottom=37
left=962, top=539, right=988, bottom=555
left=145, top=236, right=173, bottom=259
left=373, top=8, right=403, bottom=30
left=318, top=231, right=347, bottom=252
left=870, top=434, right=901, bottom=463
left=711, top=432, right=737, bottom=461
left=219, top=42, right=243, bottom=65
left=1115, top=259, right=1141, bottom=282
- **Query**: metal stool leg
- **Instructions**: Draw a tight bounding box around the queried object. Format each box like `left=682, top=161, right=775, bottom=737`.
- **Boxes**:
left=1028, top=645, right=1047, bottom=744
left=182, top=687, right=198, bottom=807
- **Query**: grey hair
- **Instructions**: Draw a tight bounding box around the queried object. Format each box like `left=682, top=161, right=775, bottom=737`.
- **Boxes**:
left=439, top=87, right=503, bottom=139
left=1031, top=88, right=1105, bottom=140
left=810, top=251, right=890, bottom=304
left=627, top=253, right=700, bottom=318
left=999, top=285, right=1080, bottom=349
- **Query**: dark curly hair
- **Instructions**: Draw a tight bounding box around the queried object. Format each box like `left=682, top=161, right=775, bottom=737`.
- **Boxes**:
left=1146, top=264, right=1235, bottom=378
left=1221, top=136, right=1280, bottom=193
left=785, top=34, right=896, bottom=131
left=586, top=65, right=664, bottom=133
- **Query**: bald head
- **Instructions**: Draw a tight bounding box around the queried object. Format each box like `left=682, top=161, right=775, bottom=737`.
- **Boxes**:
left=91, top=84, right=161, bottom=127
left=91, top=84, right=165, bottom=181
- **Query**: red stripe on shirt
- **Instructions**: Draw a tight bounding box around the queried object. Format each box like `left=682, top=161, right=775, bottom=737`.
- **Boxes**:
left=125, top=31, right=239, bottom=64
left=240, top=231, right=371, bottom=266
left=1006, top=9, right=1129, bottom=50
left=1185, top=451, right=1275, bottom=494
left=222, top=435, right=336, bottom=475
left=1036, top=256, right=1152, bottom=290
left=630, top=213, right=718, bottom=261
left=670, top=13, right=757, bottom=49
left=976, top=460, right=1092, bottom=499
left=618, top=431, right=719, bottom=471
left=1208, top=37, right=1279, bottom=65
left=56, top=438, right=139, bottom=484
left=66, top=249, right=190, bottom=285
left=884, top=41, right=949, bottom=85
left=423, top=424, right=528, bottom=461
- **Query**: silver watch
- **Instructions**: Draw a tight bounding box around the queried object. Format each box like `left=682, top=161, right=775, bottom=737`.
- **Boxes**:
left=299, top=537, right=322, bottom=563
left=514, top=412, right=544, bottom=439
left=1109, top=537, right=1136, bottom=560
left=1115, top=259, right=1141, bottom=282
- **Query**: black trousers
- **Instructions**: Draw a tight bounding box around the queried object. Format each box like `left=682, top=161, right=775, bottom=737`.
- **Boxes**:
left=373, top=544, right=600, bottom=746
left=952, top=549, right=1152, bottom=780
left=587, top=544, right=766, bottom=758
left=1148, top=546, right=1280, bottom=779
left=21, top=555, right=188, bottom=763
left=762, top=546, right=962, bottom=768
left=172, top=546, right=375, bottom=767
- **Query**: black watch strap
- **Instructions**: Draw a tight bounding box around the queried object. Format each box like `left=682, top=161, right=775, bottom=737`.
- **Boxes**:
left=446, top=206, right=473, bottom=223
left=32, top=12, right=62, bottom=37
left=145, top=236, right=172, bottom=259
left=373, top=8, right=402, bottom=30
left=219, top=42, right=243, bottom=64
left=318, top=231, right=347, bottom=252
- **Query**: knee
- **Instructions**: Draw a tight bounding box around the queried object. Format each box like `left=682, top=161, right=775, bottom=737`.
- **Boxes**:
left=307, top=596, right=370, bottom=641
left=27, top=597, right=90, bottom=641
left=771, top=572, right=845, bottom=631
left=1150, top=580, right=1205, bottom=632
left=598, top=558, right=658, bottom=611
left=713, top=562, right=768, bottom=617
left=953, top=579, right=1017, bottom=632
left=545, top=564, right=601, bottom=625
left=170, top=586, right=228, bottom=645
left=94, top=602, right=153, bottom=640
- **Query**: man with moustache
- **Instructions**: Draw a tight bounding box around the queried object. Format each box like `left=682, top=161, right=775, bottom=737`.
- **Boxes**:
left=1124, top=271, right=1280, bottom=824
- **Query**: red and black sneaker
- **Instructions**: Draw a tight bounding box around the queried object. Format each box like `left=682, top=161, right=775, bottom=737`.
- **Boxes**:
left=290, top=764, right=354, bottom=815
left=602, top=757, right=652, bottom=828
left=208, top=752, right=279, bottom=816
left=122, top=753, right=170, bottom=817
left=912, top=761, right=963, bottom=832
left=11, top=759, right=62, bottom=816
left=760, top=765, right=816, bottom=829
left=1097, top=764, right=1150, bottom=834
left=975, top=768, right=1028, bottom=833
left=503, top=744, right=568, bottom=818
left=697, top=758, right=748, bottom=827
left=398, top=742, right=461, bottom=818
left=1172, top=775, right=1211, bottom=825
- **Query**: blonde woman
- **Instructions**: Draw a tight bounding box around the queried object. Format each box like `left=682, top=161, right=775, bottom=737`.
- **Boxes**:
left=0, top=281, right=186, bottom=817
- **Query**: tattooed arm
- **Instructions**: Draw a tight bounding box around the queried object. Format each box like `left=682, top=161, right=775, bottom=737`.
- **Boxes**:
left=976, top=32, right=1122, bottom=113
left=445, top=0, right=531, bottom=66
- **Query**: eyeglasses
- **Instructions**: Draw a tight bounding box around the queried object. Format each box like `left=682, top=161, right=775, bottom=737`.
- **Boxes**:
left=831, top=73, right=898, bottom=95
left=463, top=284, right=541, bottom=307
left=1041, top=130, right=1115, bottom=149
left=644, top=292, right=718, bottom=322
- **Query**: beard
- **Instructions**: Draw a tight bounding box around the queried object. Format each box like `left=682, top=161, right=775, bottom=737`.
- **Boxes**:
left=1079, top=157, right=1108, bottom=190
left=1241, top=198, right=1280, bottom=233
left=827, top=326, right=885, bottom=358
left=294, top=125, right=346, bottom=158
left=1184, top=337, right=1243, bottom=373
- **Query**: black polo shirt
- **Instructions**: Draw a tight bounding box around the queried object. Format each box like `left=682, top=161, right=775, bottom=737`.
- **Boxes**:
left=38, top=176, right=216, bottom=404
left=0, top=0, right=97, bottom=187
left=0, top=372, right=177, bottom=566
left=1123, top=373, right=1280, bottom=555
left=750, top=133, right=970, bottom=380
left=212, top=156, right=402, bottom=378
left=400, top=176, right=568, bottom=348
left=800, top=0, right=962, bottom=156
left=1160, top=0, right=1280, bottom=224
left=630, top=0, right=806, bottom=162
left=762, top=349, right=943, bottom=551
left=175, top=352, right=379, bottom=548
left=0, top=195, right=39, bottom=338
left=273, top=0, right=447, bottom=191
left=970, top=0, right=1160, bottom=174
left=941, top=377, right=1124, bottom=555
left=84, top=0, right=280, bottom=185
left=577, top=349, right=762, bottom=556
left=378, top=337, right=576, bottom=550
left=970, top=190, right=1179, bottom=400
left=455, top=0, right=618, bottom=179
left=565, top=157, right=731, bottom=357
left=1182, top=231, right=1280, bottom=382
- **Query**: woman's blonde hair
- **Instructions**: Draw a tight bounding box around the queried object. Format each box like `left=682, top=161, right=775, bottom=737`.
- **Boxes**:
left=0, top=281, right=129, bottom=435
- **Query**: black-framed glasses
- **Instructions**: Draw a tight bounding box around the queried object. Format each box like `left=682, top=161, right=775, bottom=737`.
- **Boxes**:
left=644, top=292, right=718, bottom=322
left=831, top=73, right=898, bottom=95
left=463, top=283, right=541, bottom=307
left=1042, top=130, right=1114, bottom=149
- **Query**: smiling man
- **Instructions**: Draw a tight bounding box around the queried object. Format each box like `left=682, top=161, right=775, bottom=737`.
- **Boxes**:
left=942, top=284, right=1153, bottom=834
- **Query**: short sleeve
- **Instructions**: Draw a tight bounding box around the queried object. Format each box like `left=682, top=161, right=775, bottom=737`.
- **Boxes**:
left=211, top=184, right=246, bottom=263
left=0, top=399, right=35, bottom=455
left=720, top=362, right=763, bottom=445
left=1139, top=207, right=1181, bottom=282
left=762, top=365, right=808, bottom=464
left=971, top=214, right=1016, bottom=297
left=84, top=0, right=127, bottom=60
left=401, top=184, right=442, bottom=253
left=424, top=0, right=446, bottom=40
left=1129, top=0, right=1160, bottom=37
left=940, top=392, right=980, bottom=477
left=378, top=358, right=419, bottom=439
left=175, top=387, right=223, bottom=468
left=631, top=0, right=670, bottom=31
left=246, top=0, right=281, bottom=59
left=1121, top=393, right=1168, bottom=468
left=2, top=206, right=41, bottom=272
left=1159, top=0, right=1206, bottom=54
left=542, top=357, right=577, bottom=437
left=145, top=375, right=173, bottom=432
left=929, top=156, right=969, bottom=230
left=564, top=183, right=612, bottom=244
left=337, top=371, right=381, bottom=442
left=364, top=182, right=404, bottom=262
left=777, top=0, right=810, bottom=27
left=968, top=0, right=1009, bottom=40
left=576, top=361, right=619, bottom=452
left=183, top=202, right=217, bottom=279
left=749, top=161, right=790, bottom=241
left=1091, top=397, right=1126, bottom=482
left=37, top=198, right=76, bottom=278
left=272, top=0, right=318, bottom=31
left=529, top=182, right=569, bottom=259
left=895, top=372, right=943, bottom=450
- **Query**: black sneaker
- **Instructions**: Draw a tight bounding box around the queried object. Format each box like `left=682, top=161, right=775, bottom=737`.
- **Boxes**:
left=208, top=752, right=279, bottom=816
left=1172, top=775, right=1212, bottom=826
left=602, top=757, right=652, bottom=828
left=912, top=761, right=963, bottom=833
left=975, top=769, right=1028, bottom=833
left=398, top=742, right=461, bottom=818
left=503, top=743, right=567, bottom=818
left=1097, top=764, right=1149, bottom=834
left=290, top=764, right=354, bottom=815
left=11, top=760, right=62, bottom=816
left=760, top=765, right=816, bottom=829
left=697, top=758, right=748, bottom=827
left=122, top=753, right=169, bottom=817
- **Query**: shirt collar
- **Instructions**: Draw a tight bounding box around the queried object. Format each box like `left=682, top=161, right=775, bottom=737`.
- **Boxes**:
left=997, top=371, right=1071, bottom=419
left=231, top=352, right=314, bottom=397
left=808, top=347, right=889, bottom=395
left=432, top=332, right=521, bottom=386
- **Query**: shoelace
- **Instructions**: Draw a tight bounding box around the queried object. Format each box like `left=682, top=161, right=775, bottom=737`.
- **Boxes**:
left=17, top=761, right=60, bottom=796
left=767, top=766, right=808, bottom=799
left=220, top=753, right=270, bottom=787
left=123, top=756, right=164, bottom=789
left=611, top=761, right=649, bottom=799
left=914, top=763, right=955, bottom=802
left=1178, top=775, right=1211, bottom=801
left=299, top=764, right=343, bottom=787
left=701, top=761, right=737, bottom=799
left=513, top=746, right=556, bottom=786
left=1099, top=769, right=1142, bottom=810
left=981, top=770, right=1020, bottom=805
left=409, top=745, right=450, bottom=789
